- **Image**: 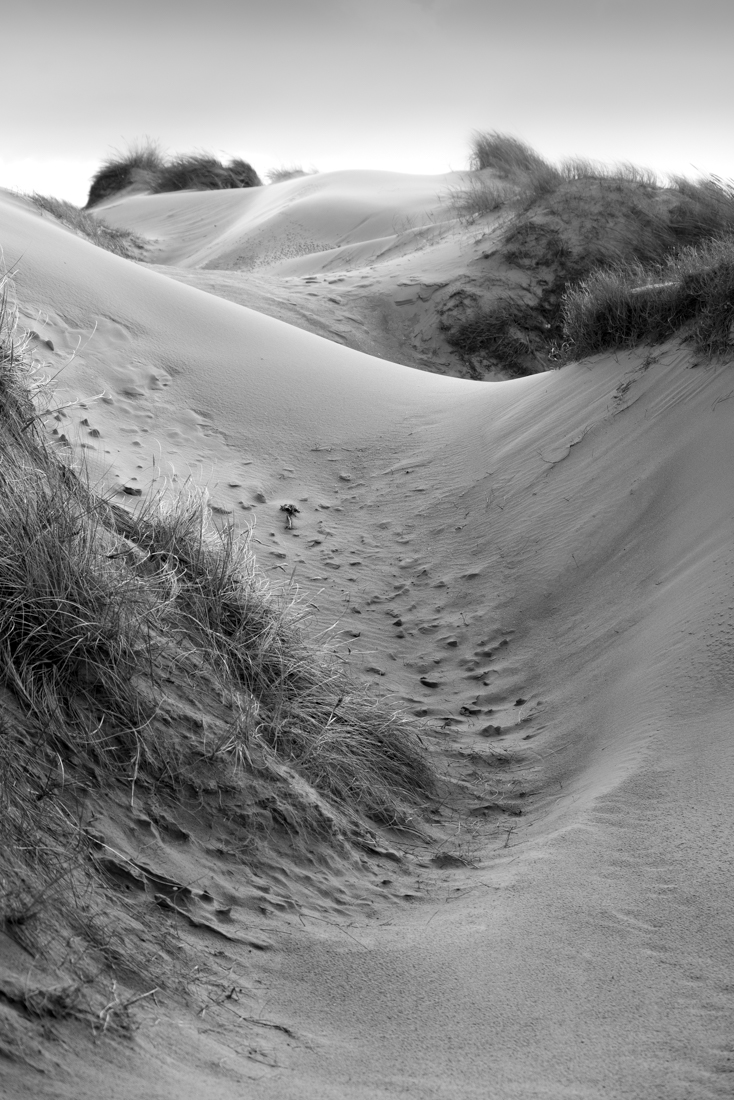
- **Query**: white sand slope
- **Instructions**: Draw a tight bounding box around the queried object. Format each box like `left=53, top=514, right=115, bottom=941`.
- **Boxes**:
left=2, top=183, right=734, bottom=1099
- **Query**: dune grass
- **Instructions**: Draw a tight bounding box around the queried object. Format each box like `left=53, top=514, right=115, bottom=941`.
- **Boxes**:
left=439, top=294, right=548, bottom=378
left=29, top=193, right=146, bottom=259
left=85, top=140, right=165, bottom=208
left=562, top=235, right=734, bottom=358
left=469, top=131, right=555, bottom=178
left=561, top=158, right=660, bottom=188
left=457, top=138, right=664, bottom=222
left=667, top=175, right=734, bottom=244
left=460, top=131, right=562, bottom=213
left=447, top=175, right=515, bottom=222
left=266, top=166, right=316, bottom=184
left=154, top=154, right=261, bottom=194
left=85, top=141, right=262, bottom=207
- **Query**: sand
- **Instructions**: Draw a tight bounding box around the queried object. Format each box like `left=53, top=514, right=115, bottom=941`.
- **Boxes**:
left=1, top=175, right=733, bottom=1099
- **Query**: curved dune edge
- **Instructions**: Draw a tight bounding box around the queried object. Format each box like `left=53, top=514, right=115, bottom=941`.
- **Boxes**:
left=1, top=185, right=734, bottom=1099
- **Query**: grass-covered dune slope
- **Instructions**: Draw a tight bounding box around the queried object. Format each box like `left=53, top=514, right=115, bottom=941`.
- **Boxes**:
left=443, top=132, right=734, bottom=374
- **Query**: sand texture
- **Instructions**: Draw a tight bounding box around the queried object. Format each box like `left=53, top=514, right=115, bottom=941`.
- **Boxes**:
left=1, top=175, right=733, bottom=1099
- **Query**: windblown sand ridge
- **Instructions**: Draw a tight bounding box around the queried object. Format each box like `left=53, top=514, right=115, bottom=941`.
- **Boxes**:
left=1, top=177, right=733, bottom=1099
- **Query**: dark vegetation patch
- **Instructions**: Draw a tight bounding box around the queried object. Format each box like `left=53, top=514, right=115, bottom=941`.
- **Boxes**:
left=442, top=132, right=734, bottom=373
left=86, top=141, right=262, bottom=207
left=85, top=140, right=165, bottom=208
left=154, top=155, right=261, bottom=194
left=439, top=290, right=549, bottom=378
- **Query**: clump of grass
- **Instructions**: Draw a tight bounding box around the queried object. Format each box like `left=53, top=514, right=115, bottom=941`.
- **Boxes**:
left=228, top=158, right=263, bottom=188
left=0, top=320, right=166, bottom=780
left=0, top=453, right=159, bottom=765
left=154, top=154, right=261, bottom=194
left=450, top=132, right=558, bottom=217
left=447, top=175, right=515, bottom=221
left=561, top=158, right=660, bottom=187
left=0, top=276, right=161, bottom=1008
left=85, top=140, right=164, bottom=208
left=266, top=166, right=316, bottom=184
left=667, top=175, right=734, bottom=244
left=29, top=194, right=146, bottom=259
left=468, top=131, right=562, bottom=210
left=85, top=141, right=262, bottom=207
left=562, top=235, right=734, bottom=358
left=470, top=130, right=555, bottom=179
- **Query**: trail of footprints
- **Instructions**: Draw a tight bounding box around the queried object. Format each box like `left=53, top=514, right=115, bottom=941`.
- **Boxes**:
left=49, top=392, right=539, bottom=755
left=243, top=481, right=541, bottom=754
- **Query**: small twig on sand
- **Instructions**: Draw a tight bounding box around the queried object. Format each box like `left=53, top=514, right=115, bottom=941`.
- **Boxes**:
left=280, top=503, right=300, bottom=529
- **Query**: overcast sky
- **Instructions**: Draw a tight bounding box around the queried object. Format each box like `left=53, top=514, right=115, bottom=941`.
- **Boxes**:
left=3, top=0, right=732, bottom=204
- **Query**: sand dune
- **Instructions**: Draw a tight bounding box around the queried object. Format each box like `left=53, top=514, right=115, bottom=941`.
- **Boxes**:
left=95, top=169, right=464, bottom=270
left=95, top=168, right=506, bottom=377
left=1, top=176, right=733, bottom=1099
